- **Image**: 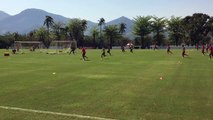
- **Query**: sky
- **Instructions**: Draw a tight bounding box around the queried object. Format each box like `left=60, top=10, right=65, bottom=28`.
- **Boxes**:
left=0, top=0, right=213, bottom=22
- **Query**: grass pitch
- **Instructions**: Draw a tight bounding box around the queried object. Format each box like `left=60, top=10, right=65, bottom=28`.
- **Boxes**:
left=0, top=49, right=213, bottom=120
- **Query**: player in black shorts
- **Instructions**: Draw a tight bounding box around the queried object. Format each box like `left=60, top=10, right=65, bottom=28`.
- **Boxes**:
left=121, top=45, right=125, bottom=53
left=107, top=46, right=111, bottom=56
left=209, top=45, right=213, bottom=59
left=182, top=45, right=188, bottom=58
left=167, top=44, right=173, bottom=54
left=101, top=48, right=106, bottom=58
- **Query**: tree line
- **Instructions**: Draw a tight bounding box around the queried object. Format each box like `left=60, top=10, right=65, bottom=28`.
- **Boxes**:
left=0, top=13, right=213, bottom=49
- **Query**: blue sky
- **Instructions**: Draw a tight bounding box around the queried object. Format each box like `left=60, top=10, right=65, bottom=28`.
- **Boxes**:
left=0, top=0, right=213, bottom=22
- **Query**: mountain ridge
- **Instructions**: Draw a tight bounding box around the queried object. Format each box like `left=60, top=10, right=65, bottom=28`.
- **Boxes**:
left=0, top=10, right=11, bottom=21
left=0, top=8, right=134, bottom=37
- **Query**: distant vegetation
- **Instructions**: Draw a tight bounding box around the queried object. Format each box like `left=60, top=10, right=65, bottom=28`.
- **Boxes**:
left=0, top=13, right=213, bottom=49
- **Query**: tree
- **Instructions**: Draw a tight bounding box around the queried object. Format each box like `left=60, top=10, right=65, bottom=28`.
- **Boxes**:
left=133, top=16, right=152, bottom=48
left=182, top=13, right=211, bottom=45
left=60, top=26, right=69, bottom=40
left=119, top=23, right=127, bottom=35
left=0, top=32, right=14, bottom=49
left=13, top=32, right=19, bottom=41
left=67, top=19, right=87, bottom=47
left=203, top=16, right=213, bottom=44
left=43, top=16, right=54, bottom=48
left=167, top=16, right=185, bottom=46
left=151, top=16, right=167, bottom=46
left=81, top=19, right=88, bottom=32
left=52, top=22, right=64, bottom=40
left=90, top=28, right=99, bottom=48
left=35, top=27, right=49, bottom=48
left=98, top=18, right=105, bottom=48
left=28, top=30, right=36, bottom=41
left=43, top=16, right=54, bottom=33
left=104, top=25, right=120, bottom=48
left=81, top=19, right=88, bottom=46
left=84, top=35, right=94, bottom=47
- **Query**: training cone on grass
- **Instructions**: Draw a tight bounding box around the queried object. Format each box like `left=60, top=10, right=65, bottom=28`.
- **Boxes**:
left=178, top=61, right=182, bottom=64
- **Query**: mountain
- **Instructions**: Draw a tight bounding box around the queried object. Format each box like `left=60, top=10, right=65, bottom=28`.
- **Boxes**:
left=0, top=8, right=71, bottom=34
left=84, top=20, right=97, bottom=35
left=0, top=8, right=98, bottom=35
left=106, top=16, right=134, bottom=38
left=0, top=11, right=10, bottom=21
left=0, top=9, right=134, bottom=38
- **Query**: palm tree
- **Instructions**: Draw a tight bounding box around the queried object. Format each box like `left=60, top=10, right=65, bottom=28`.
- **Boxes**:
left=81, top=19, right=87, bottom=31
left=43, top=16, right=54, bottom=48
left=119, top=23, right=127, bottom=35
left=98, top=18, right=105, bottom=47
left=98, top=18, right=105, bottom=37
left=35, top=27, right=49, bottom=48
left=167, top=16, right=185, bottom=46
left=104, top=25, right=120, bottom=48
left=43, top=16, right=54, bottom=33
left=13, top=32, right=19, bottom=41
left=28, top=30, right=36, bottom=41
left=60, top=26, right=69, bottom=40
left=67, top=19, right=87, bottom=47
left=133, top=16, right=152, bottom=48
left=151, top=16, right=167, bottom=46
left=80, top=19, right=87, bottom=47
left=52, top=22, right=64, bottom=40
left=91, top=28, right=99, bottom=48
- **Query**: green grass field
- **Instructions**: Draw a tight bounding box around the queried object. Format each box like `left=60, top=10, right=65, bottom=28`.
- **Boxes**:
left=0, top=49, right=213, bottom=120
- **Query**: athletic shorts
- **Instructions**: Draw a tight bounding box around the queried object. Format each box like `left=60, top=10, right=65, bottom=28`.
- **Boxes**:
left=202, top=50, right=205, bottom=52
left=182, top=51, right=185, bottom=55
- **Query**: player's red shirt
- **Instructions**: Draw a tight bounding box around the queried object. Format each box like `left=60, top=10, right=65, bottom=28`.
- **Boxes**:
left=211, top=46, right=213, bottom=53
left=202, top=45, right=205, bottom=50
left=82, top=47, right=86, bottom=54
left=196, top=43, right=198, bottom=48
left=168, top=45, right=170, bottom=48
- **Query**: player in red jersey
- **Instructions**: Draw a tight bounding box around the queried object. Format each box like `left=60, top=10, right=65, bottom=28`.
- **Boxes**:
left=206, top=44, right=209, bottom=53
left=209, top=45, right=213, bottom=59
left=82, top=47, right=88, bottom=61
left=201, top=44, right=205, bottom=55
left=196, top=43, right=199, bottom=50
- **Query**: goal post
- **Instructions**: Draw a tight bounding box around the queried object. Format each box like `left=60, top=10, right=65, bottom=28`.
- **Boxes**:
left=14, top=41, right=43, bottom=53
left=49, top=40, right=76, bottom=54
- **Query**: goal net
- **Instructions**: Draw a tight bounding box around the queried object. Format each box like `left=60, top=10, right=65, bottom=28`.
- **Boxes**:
left=48, top=40, right=76, bottom=54
left=14, top=41, right=43, bottom=53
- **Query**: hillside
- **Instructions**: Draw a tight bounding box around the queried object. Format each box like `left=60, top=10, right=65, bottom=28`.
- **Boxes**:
left=0, top=9, right=70, bottom=34
left=0, top=11, right=10, bottom=21
left=106, top=16, right=134, bottom=38
left=0, top=9, right=134, bottom=37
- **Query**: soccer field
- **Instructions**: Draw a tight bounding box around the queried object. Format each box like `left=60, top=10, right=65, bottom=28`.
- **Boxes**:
left=0, top=49, right=212, bottom=120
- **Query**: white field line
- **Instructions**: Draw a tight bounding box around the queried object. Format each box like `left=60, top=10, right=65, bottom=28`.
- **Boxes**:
left=0, top=106, right=117, bottom=120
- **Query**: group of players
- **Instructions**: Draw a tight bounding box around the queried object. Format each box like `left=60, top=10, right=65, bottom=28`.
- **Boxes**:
left=167, top=44, right=213, bottom=59
left=69, top=43, right=213, bottom=61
